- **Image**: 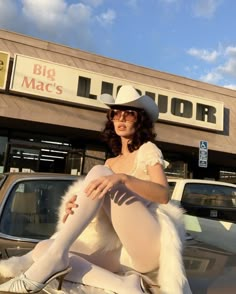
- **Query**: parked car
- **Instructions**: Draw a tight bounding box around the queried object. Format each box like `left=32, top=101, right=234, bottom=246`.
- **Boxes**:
left=1, top=173, right=236, bottom=293
left=169, top=178, right=236, bottom=293
left=168, top=178, right=236, bottom=223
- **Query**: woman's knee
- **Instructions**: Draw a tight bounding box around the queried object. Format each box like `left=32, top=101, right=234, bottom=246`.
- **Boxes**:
left=87, top=165, right=113, bottom=178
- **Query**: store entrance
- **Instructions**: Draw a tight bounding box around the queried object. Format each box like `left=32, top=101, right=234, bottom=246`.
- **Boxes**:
left=5, top=140, right=83, bottom=174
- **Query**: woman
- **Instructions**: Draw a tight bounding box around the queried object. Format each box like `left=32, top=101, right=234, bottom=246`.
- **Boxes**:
left=0, top=85, right=191, bottom=293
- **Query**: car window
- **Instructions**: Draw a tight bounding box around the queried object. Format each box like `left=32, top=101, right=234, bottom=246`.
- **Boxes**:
left=0, top=179, right=75, bottom=240
left=182, top=183, right=236, bottom=207
left=181, top=183, right=236, bottom=222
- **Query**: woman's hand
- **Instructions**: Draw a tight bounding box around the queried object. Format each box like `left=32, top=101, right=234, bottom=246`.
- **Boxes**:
left=85, top=173, right=126, bottom=199
left=62, top=195, right=78, bottom=223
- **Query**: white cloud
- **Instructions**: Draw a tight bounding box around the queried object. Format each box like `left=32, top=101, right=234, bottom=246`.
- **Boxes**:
left=192, top=0, right=222, bottom=18
left=187, top=48, right=220, bottom=62
left=96, top=9, right=116, bottom=26
left=20, top=0, right=95, bottom=49
left=223, top=84, right=236, bottom=90
left=200, top=71, right=222, bottom=84
left=0, top=0, right=116, bottom=50
left=22, top=0, right=67, bottom=31
left=188, top=44, right=236, bottom=87
left=225, top=46, right=236, bottom=57
left=218, top=58, right=236, bottom=78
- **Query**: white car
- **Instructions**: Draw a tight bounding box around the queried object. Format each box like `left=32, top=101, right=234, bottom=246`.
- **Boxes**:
left=168, top=178, right=236, bottom=222
left=1, top=174, right=236, bottom=293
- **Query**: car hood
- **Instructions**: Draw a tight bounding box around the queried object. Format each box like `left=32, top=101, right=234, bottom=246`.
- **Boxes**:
left=184, top=215, right=236, bottom=293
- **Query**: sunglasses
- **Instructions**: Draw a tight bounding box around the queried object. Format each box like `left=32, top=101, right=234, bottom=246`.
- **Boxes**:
left=108, top=109, right=139, bottom=122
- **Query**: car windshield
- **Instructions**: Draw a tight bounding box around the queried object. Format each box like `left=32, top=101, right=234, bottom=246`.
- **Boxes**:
left=0, top=178, right=75, bottom=240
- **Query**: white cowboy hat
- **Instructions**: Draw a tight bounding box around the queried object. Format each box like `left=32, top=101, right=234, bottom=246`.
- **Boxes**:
left=99, top=85, right=159, bottom=122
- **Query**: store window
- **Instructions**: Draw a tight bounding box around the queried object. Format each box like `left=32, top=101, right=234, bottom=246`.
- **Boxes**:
left=83, top=147, right=106, bottom=174
left=3, top=133, right=108, bottom=175
left=0, top=136, right=8, bottom=173
left=165, top=161, right=187, bottom=179
left=65, top=149, right=84, bottom=175
left=9, top=147, right=39, bottom=173
left=220, top=169, right=236, bottom=184
left=6, top=138, right=72, bottom=173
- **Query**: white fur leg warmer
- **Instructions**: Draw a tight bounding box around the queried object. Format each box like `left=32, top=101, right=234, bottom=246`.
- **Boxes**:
left=155, top=203, right=192, bottom=294
left=0, top=252, right=33, bottom=278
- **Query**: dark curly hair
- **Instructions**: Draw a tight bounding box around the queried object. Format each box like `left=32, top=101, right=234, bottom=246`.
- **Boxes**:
left=101, top=107, right=156, bottom=156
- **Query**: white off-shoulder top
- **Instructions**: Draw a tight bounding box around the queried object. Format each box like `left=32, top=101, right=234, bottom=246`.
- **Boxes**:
left=130, top=141, right=167, bottom=180
left=106, top=141, right=167, bottom=181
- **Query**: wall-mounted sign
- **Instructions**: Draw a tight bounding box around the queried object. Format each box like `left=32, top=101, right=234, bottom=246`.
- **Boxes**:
left=0, top=51, right=10, bottom=90
left=10, top=54, right=102, bottom=109
left=199, top=140, right=208, bottom=168
left=10, top=54, right=224, bottom=131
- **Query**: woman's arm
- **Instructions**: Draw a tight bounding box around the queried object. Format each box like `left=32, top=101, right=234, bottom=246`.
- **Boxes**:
left=84, top=162, right=169, bottom=204
left=121, top=163, right=169, bottom=204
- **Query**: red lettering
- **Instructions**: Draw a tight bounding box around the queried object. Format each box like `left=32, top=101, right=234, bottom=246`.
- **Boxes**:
left=21, top=77, right=36, bottom=89
left=33, top=64, right=42, bottom=76
left=33, top=64, right=55, bottom=81
left=21, top=76, right=62, bottom=95
left=47, top=69, right=55, bottom=81
left=45, top=83, right=53, bottom=92
left=56, top=85, right=63, bottom=94
left=35, top=81, right=44, bottom=91
left=42, top=66, right=46, bottom=77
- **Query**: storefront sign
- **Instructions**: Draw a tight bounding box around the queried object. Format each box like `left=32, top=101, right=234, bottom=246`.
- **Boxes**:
left=10, top=54, right=224, bottom=131
left=0, top=51, right=10, bottom=90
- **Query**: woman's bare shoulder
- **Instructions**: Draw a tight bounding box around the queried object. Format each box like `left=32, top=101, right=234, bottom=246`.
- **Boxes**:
left=105, top=156, right=119, bottom=167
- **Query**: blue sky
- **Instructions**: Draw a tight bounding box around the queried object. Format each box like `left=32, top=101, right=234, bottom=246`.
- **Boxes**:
left=1, top=0, right=236, bottom=89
